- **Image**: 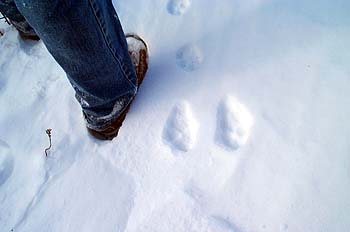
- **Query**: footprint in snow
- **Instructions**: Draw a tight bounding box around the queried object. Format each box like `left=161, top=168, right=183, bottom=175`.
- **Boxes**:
left=216, top=95, right=253, bottom=150
left=163, top=101, right=199, bottom=152
left=167, top=0, right=191, bottom=15
left=176, top=43, right=204, bottom=72
left=0, top=140, right=14, bottom=186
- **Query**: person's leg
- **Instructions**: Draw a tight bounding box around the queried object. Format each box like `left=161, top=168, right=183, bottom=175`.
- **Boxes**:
left=0, top=0, right=38, bottom=39
left=13, top=0, right=138, bottom=132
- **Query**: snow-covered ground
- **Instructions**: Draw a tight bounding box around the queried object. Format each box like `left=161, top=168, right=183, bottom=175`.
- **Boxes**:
left=1, top=0, right=350, bottom=231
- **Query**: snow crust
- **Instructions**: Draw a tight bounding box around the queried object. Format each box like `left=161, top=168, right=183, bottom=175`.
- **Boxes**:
left=1, top=0, right=350, bottom=231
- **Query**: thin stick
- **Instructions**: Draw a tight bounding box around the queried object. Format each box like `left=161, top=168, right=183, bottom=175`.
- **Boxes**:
left=45, top=129, right=52, bottom=157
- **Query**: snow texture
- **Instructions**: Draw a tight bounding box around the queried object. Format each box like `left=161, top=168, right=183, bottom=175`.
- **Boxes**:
left=0, top=140, right=14, bottom=186
left=167, top=0, right=191, bottom=16
left=216, top=96, right=253, bottom=150
left=163, top=101, right=198, bottom=152
left=1, top=0, right=350, bottom=231
left=176, top=43, right=203, bottom=72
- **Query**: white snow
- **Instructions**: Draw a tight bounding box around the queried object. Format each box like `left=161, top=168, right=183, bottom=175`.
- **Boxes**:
left=176, top=43, right=203, bottom=72
left=163, top=101, right=199, bottom=152
left=216, top=95, right=253, bottom=150
left=1, top=0, right=350, bottom=231
left=0, top=140, right=14, bottom=186
left=167, top=0, right=191, bottom=16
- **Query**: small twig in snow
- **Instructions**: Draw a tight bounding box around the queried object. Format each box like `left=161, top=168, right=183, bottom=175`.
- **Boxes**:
left=45, top=129, right=52, bottom=157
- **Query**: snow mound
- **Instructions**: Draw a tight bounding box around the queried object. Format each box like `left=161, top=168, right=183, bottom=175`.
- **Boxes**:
left=167, top=0, right=191, bottom=16
left=216, top=96, right=253, bottom=150
left=0, top=140, right=14, bottom=186
left=163, top=101, right=199, bottom=152
left=176, top=43, right=203, bottom=72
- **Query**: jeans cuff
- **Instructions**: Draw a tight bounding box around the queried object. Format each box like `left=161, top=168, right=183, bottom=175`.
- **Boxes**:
left=83, top=93, right=135, bottom=131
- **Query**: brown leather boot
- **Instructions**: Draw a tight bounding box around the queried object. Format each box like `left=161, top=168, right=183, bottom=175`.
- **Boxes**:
left=10, top=20, right=40, bottom=41
left=87, top=33, right=149, bottom=140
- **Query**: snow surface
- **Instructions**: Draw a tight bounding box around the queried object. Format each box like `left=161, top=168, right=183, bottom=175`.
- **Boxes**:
left=167, top=0, right=191, bottom=16
left=1, top=0, right=350, bottom=231
left=216, top=95, right=253, bottom=151
left=176, top=43, right=204, bottom=72
left=163, top=101, right=199, bottom=152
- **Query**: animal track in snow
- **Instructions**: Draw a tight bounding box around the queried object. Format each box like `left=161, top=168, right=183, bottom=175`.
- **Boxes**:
left=176, top=43, right=204, bottom=72
left=167, top=0, right=191, bottom=16
left=163, top=101, right=199, bottom=152
left=216, top=95, right=253, bottom=150
left=0, top=140, right=14, bottom=186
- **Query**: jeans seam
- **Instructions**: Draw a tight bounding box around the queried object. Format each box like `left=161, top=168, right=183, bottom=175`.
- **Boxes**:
left=87, top=0, right=136, bottom=88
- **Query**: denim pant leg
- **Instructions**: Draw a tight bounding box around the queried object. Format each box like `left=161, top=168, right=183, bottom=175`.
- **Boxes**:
left=13, top=0, right=138, bottom=130
left=0, top=0, right=37, bottom=35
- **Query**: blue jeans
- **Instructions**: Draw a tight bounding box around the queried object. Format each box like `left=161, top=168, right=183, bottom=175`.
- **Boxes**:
left=0, top=0, right=138, bottom=130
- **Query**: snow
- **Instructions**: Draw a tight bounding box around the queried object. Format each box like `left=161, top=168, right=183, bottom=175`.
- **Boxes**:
left=0, top=140, right=14, bottom=186
left=176, top=43, right=204, bottom=72
left=163, top=101, right=199, bottom=152
left=167, top=0, right=191, bottom=16
left=216, top=95, right=253, bottom=151
left=1, top=0, right=350, bottom=231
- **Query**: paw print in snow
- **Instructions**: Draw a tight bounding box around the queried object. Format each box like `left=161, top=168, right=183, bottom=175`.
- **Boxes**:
left=167, top=0, right=191, bottom=15
left=176, top=43, right=204, bottom=72
left=163, top=101, right=199, bottom=152
left=216, top=96, right=253, bottom=150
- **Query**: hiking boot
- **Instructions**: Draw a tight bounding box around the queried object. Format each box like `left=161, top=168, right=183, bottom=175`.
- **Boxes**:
left=10, top=20, right=40, bottom=41
left=87, top=33, right=149, bottom=140
left=18, top=30, right=40, bottom=41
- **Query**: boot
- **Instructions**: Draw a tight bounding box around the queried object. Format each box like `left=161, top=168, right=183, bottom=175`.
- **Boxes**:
left=87, top=34, right=149, bottom=140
